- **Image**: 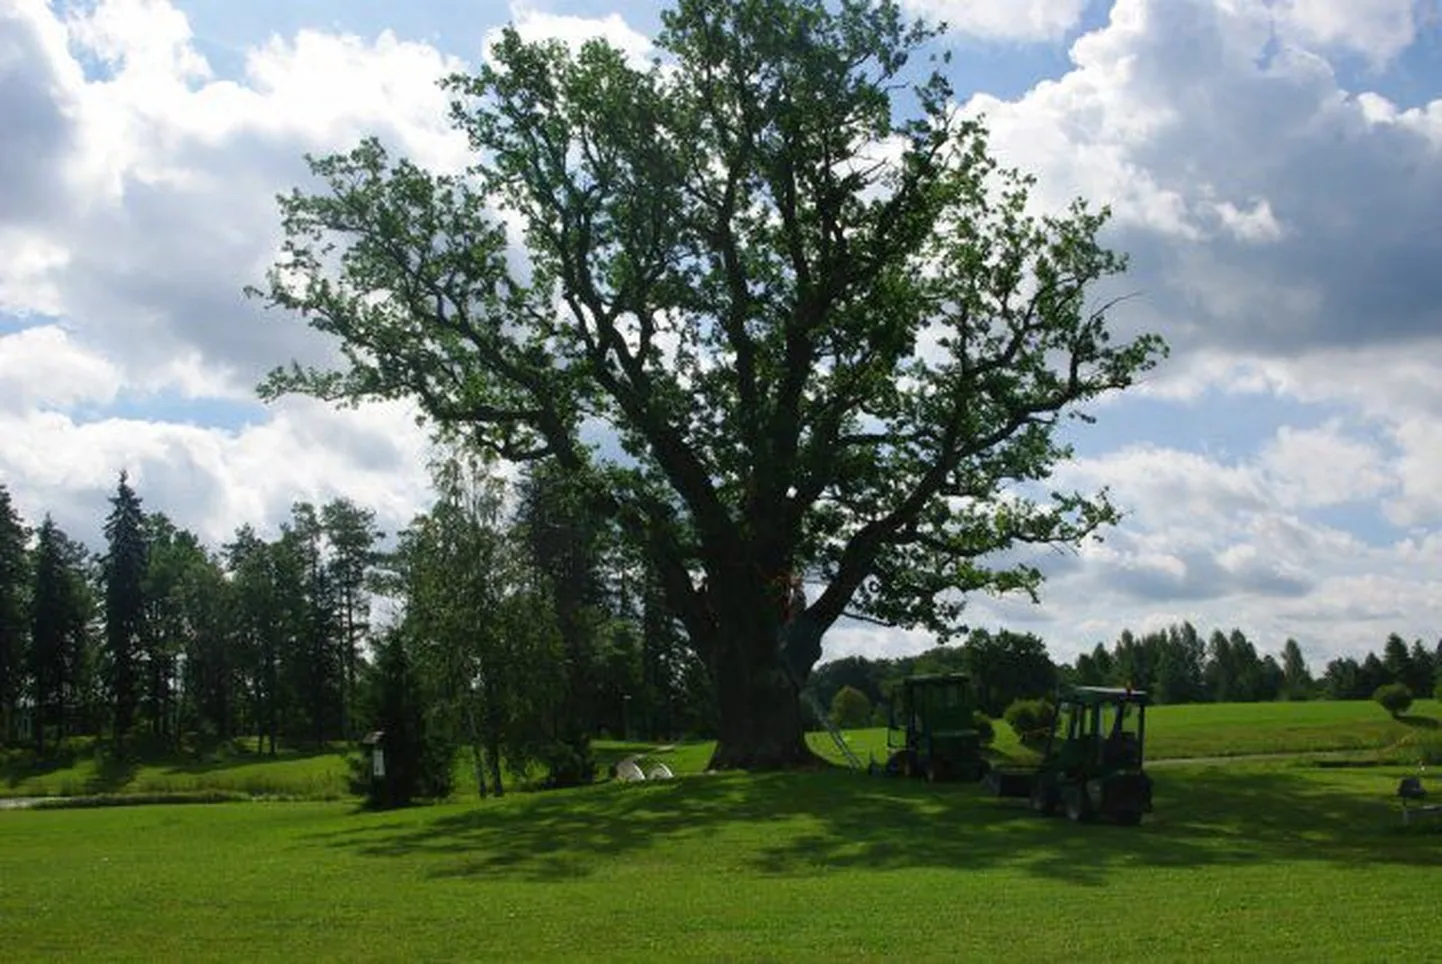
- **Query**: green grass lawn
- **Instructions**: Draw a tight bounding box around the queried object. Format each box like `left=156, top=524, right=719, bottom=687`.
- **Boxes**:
left=5, top=699, right=1437, bottom=802
left=0, top=758, right=1434, bottom=961
left=811, top=699, right=1442, bottom=770
left=1, top=741, right=352, bottom=800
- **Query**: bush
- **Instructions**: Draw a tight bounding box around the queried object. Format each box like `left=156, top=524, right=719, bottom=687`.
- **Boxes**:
left=830, top=685, right=873, bottom=729
left=1004, top=698, right=1056, bottom=748
left=972, top=712, right=995, bottom=747
left=1374, top=682, right=1414, bottom=718
left=538, top=738, right=595, bottom=789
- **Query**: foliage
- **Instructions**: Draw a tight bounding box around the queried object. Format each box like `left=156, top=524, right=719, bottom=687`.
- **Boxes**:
left=961, top=629, right=1057, bottom=717
left=352, top=630, right=454, bottom=808
left=1003, top=697, right=1055, bottom=748
left=102, top=471, right=148, bottom=742
left=972, top=711, right=995, bottom=746
left=0, top=485, right=29, bottom=745
left=250, top=0, right=1165, bottom=768
left=829, top=685, right=872, bottom=729
left=29, top=517, right=93, bottom=753
left=1373, top=683, right=1413, bottom=719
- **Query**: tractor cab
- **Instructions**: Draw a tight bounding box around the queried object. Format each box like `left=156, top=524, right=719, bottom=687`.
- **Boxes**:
left=1031, top=686, right=1152, bottom=825
left=878, top=673, right=987, bottom=783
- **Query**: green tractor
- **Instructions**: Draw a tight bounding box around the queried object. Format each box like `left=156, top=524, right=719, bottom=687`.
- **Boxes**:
left=990, top=685, right=1153, bottom=825
left=873, top=673, right=988, bottom=783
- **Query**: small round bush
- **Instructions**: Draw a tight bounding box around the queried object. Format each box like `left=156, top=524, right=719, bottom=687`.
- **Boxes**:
left=1374, top=682, right=1413, bottom=718
left=972, top=712, right=996, bottom=747
left=1004, top=698, right=1056, bottom=748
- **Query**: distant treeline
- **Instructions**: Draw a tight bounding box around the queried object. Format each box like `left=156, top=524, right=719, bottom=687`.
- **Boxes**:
left=0, top=454, right=712, bottom=796
left=5, top=468, right=1434, bottom=784
left=804, top=624, right=1442, bottom=727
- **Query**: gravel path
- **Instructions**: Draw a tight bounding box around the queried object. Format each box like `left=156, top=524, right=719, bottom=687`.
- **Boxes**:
left=0, top=797, right=48, bottom=810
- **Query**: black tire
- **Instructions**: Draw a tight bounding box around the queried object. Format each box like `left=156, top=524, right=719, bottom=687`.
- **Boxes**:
left=1114, top=809, right=1143, bottom=827
left=1030, top=781, right=1056, bottom=815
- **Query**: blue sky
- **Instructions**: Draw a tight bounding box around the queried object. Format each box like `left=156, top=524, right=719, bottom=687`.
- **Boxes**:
left=1, top=0, right=1441, bottom=670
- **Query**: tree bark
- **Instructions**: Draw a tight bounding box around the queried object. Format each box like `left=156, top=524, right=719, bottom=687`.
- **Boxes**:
left=707, top=652, right=815, bottom=769
left=702, top=578, right=826, bottom=771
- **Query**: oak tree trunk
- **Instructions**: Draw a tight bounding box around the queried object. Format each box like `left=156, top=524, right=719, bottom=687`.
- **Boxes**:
left=702, top=577, right=826, bottom=771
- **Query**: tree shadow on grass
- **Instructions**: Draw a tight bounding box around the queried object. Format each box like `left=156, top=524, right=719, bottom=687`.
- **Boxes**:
left=1396, top=714, right=1439, bottom=730
left=157, top=746, right=346, bottom=777
left=302, top=761, right=1438, bottom=886
left=85, top=752, right=138, bottom=793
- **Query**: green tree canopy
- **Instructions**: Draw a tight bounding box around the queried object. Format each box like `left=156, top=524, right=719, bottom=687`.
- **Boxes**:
left=251, top=0, right=1165, bottom=768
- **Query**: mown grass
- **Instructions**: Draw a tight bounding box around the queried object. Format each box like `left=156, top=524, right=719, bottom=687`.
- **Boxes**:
left=5, top=699, right=1437, bottom=803
left=0, top=757, right=1435, bottom=961
left=1, top=740, right=351, bottom=800
left=808, top=699, right=1442, bottom=770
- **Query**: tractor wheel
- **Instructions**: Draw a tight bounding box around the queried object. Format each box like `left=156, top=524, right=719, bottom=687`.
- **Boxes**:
left=1029, top=782, right=1056, bottom=815
left=1114, top=809, right=1143, bottom=827
left=1064, top=787, right=1092, bottom=823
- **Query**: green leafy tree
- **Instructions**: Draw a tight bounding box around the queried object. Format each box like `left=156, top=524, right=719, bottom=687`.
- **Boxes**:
left=285, top=502, right=341, bottom=746
left=251, top=0, right=1165, bottom=768
left=400, top=447, right=568, bottom=796
left=829, top=684, right=872, bottom=729
left=514, top=462, right=607, bottom=785
left=175, top=549, right=239, bottom=740
left=1322, top=656, right=1364, bottom=700
left=321, top=498, right=382, bottom=737
left=1003, top=696, right=1055, bottom=749
left=0, top=486, right=30, bottom=744
left=1373, top=682, right=1413, bottom=719
left=225, top=526, right=285, bottom=755
left=961, top=628, right=1056, bottom=717
left=142, top=514, right=209, bottom=743
left=102, top=471, right=148, bottom=745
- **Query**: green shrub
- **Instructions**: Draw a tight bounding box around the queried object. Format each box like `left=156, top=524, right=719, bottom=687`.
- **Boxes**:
left=973, top=712, right=995, bottom=747
left=1373, top=683, right=1413, bottom=718
left=1004, top=698, right=1055, bottom=748
left=830, top=685, right=873, bottom=729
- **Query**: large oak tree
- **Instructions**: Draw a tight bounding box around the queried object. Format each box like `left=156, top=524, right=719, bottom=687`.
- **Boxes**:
left=252, top=0, right=1166, bottom=769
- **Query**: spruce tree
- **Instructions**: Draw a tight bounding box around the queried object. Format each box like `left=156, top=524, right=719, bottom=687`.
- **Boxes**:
left=0, top=486, right=29, bottom=745
left=102, top=471, right=148, bottom=745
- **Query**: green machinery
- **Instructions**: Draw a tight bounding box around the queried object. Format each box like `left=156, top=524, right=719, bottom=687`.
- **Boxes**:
left=988, top=685, right=1153, bottom=825
left=873, top=673, right=988, bottom=783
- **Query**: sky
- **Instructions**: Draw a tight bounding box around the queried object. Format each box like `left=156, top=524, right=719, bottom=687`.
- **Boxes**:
left=1, top=0, right=1440, bottom=672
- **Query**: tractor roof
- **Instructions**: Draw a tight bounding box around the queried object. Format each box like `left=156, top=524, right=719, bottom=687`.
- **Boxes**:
left=1061, top=686, right=1151, bottom=706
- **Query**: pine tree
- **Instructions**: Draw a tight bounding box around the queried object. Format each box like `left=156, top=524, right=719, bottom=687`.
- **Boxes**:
left=0, top=486, right=29, bottom=745
left=1281, top=639, right=1312, bottom=701
left=30, top=517, right=92, bottom=752
left=321, top=498, right=381, bottom=739
left=354, top=629, right=454, bottom=809
left=102, top=471, right=148, bottom=745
